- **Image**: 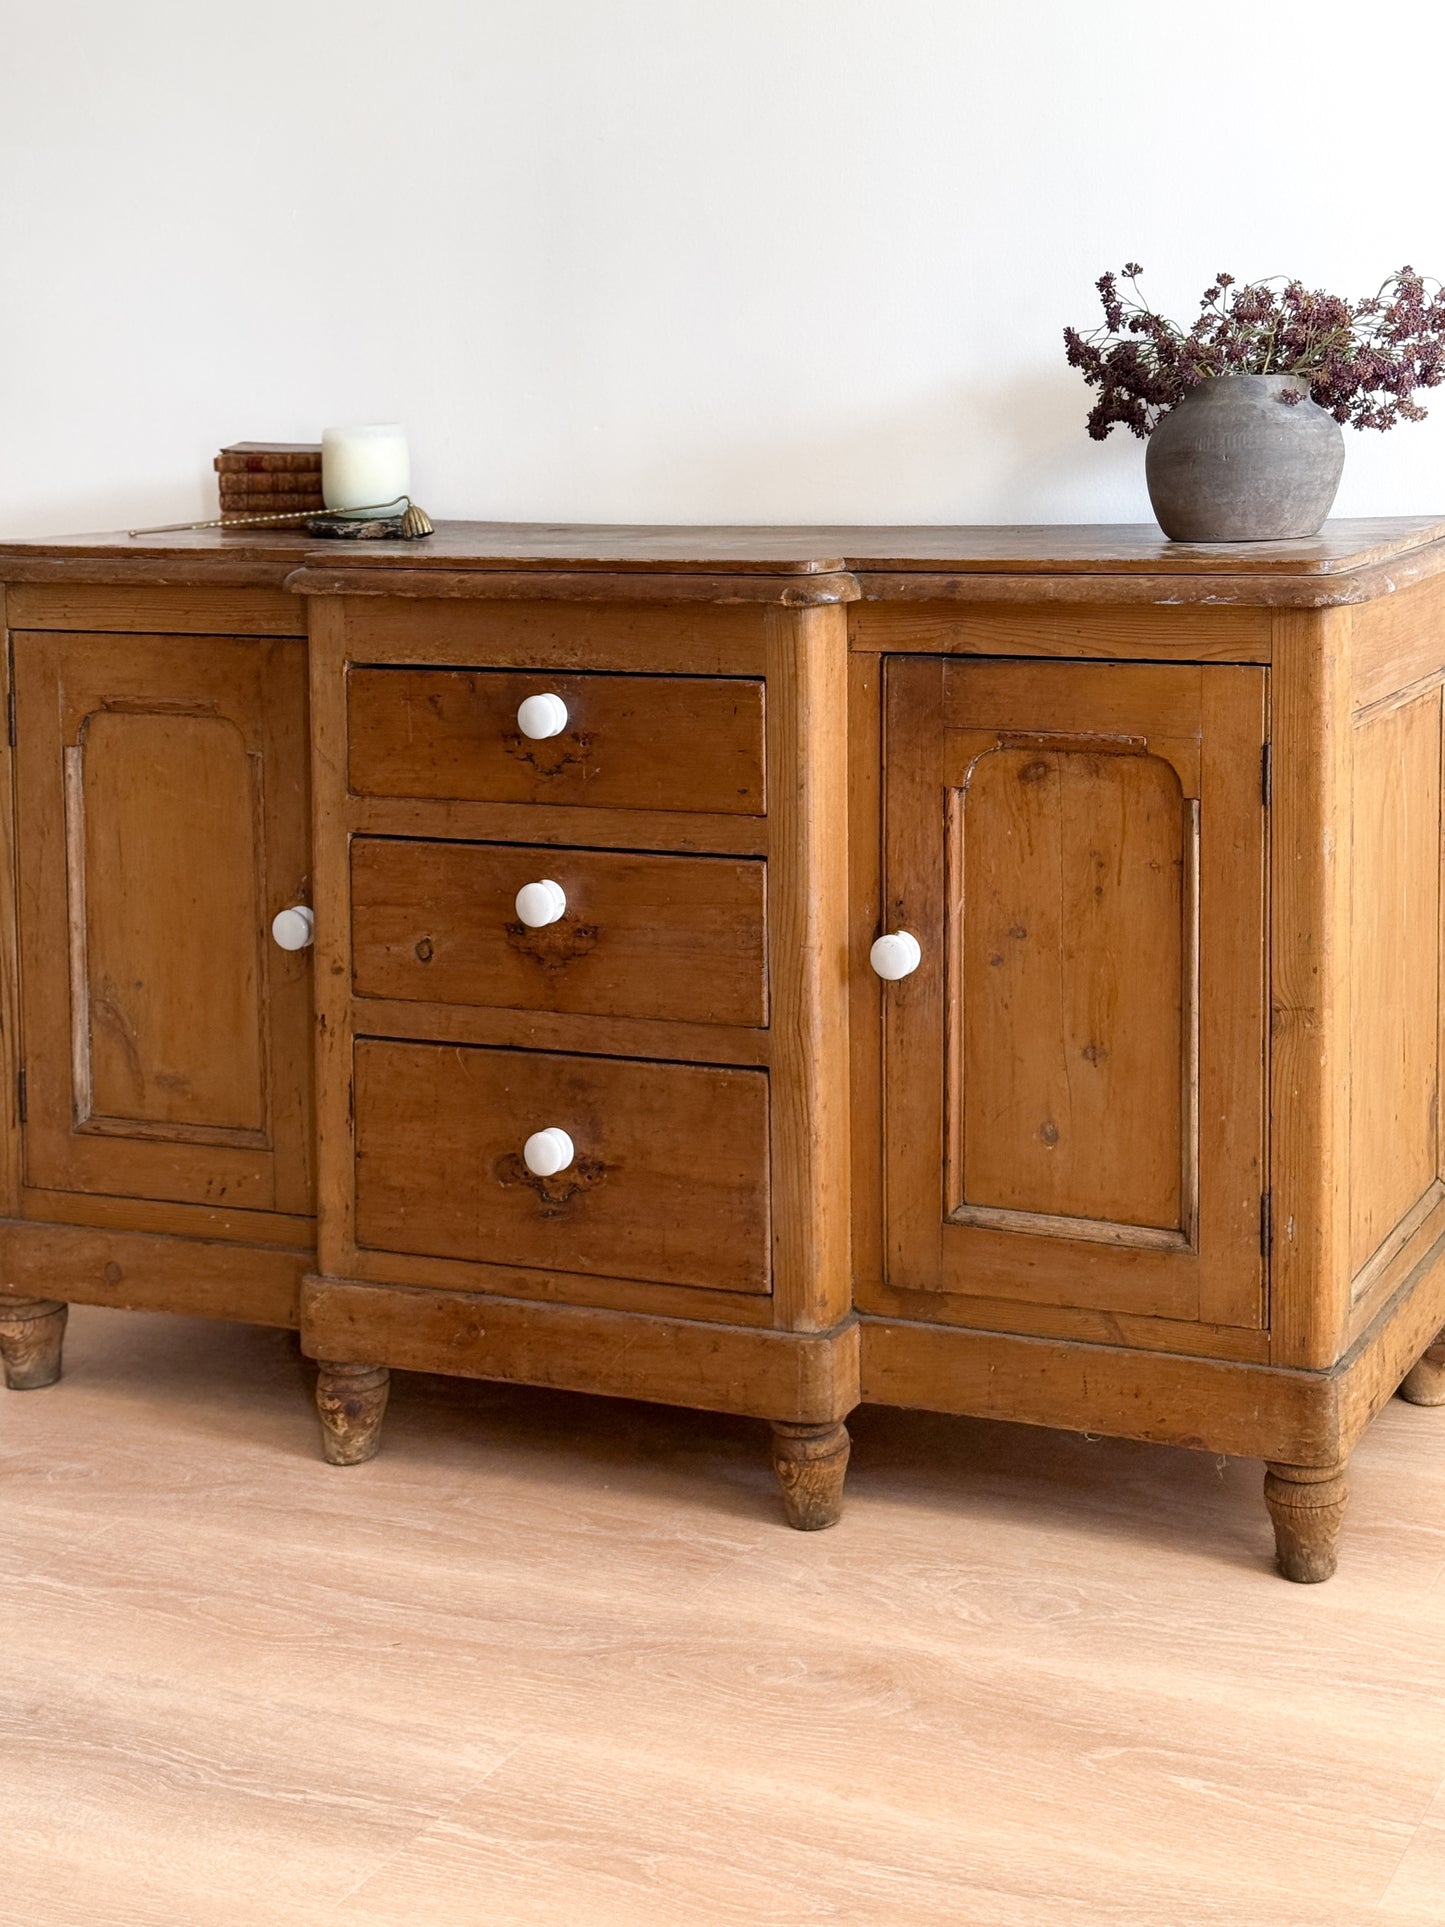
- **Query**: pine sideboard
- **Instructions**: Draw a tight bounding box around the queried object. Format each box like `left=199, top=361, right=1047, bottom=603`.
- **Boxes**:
left=4, top=517, right=1445, bottom=1582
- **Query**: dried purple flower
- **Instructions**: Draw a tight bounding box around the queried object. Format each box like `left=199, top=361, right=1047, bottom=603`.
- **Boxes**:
left=1065, top=264, right=1445, bottom=436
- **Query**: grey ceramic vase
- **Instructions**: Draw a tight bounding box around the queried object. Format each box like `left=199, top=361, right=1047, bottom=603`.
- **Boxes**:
left=1145, top=373, right=1345, bottom=543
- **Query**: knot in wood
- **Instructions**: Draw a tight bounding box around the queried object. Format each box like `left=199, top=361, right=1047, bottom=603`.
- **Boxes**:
left=500, top=728, right=593, bottom=778
left=495, top=1150, right=608, bottom=1210
left=504, top=919, right=599, bottom=971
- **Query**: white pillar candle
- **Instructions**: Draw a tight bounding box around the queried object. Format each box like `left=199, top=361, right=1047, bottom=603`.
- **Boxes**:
left=321, top=424, right=410, bottom=517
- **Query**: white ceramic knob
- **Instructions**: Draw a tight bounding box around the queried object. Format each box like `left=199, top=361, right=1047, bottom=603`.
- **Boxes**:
left=514, top=879, right=567, bottom=928
left=869, top=930, right=921, bottom=981
left=516, top=692, right=569, bottom=740
left=271, top=905, right=315, bottom=951
left=523, top=1127, right=575, bottom=1177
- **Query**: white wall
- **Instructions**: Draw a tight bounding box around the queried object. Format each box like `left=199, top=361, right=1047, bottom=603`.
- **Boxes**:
left=3, top=0, right=1443, bottom=538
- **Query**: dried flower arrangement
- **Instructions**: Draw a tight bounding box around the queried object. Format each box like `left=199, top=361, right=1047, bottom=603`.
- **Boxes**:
left=1065, top=264, right=1445, bottom=440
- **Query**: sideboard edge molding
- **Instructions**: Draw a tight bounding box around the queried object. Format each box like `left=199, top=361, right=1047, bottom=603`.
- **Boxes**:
left=852, top=547, right=1445, bottom=609
left=285, top=567, right=864, bottom=606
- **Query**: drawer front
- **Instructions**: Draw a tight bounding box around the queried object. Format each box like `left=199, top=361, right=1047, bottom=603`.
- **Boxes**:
left=347, top=667, right=766, bottom=815
left=352, top=838, right=767, bottom=1027
left=354, top=1040, right=771, bottom=1294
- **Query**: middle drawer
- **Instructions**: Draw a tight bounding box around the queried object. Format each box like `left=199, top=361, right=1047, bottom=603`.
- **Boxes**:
left=351, top=837, right=768, bottom=1027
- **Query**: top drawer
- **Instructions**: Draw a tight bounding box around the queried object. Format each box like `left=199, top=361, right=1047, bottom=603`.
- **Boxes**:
left=347, top=667, right=766, bottom=816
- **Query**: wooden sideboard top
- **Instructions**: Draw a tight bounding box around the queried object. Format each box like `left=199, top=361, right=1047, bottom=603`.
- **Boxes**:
left=3, top=517, right=1444, bottom=606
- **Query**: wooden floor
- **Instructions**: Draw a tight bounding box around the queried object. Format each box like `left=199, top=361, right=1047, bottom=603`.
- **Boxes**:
left=3, top=1308, right=1445, bottom=1926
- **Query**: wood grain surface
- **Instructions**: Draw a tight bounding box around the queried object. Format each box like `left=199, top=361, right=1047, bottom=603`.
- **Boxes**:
left=0, top=588, right=24, bottom=1218
left=3, top=584, right=306, bottom=635
left=353, top=1040, right=773, bottom=1295
left=851, top=599, right=1273, bottom=661
left=1349, top=570, right=1445, bottom=712
left=1348, top=685, right=1445, bottom=1279
left=2, top=1303, right=1444, bottom=1926
left=302, top=1278, right=855, bottom=1422
left=9, top=522, right=1445, bottom=617
left=1269, top=607, right=1354, bottom=1368
left=954, top=736, right=1188, bottom=1234
left=0, top=1218, right=307, bottom=1326
left=5, top=514, right=1441, bottom=574
left=299, top=568, right=863, bottom=606
left=6, top=527, right=1445, bottom=1613
left=762, top=603, right=852, bottom=1333
left=350, top=837, right=767, bottom=1028
left=349, top=792, right=769, bottom=857
left=882, top=656, right=1266, bottom=1329
left=335, top=593, right=769, bottom=674
left=346, top=665, right=766, bottom=816
left=11, top=630, right=314, bottom=1219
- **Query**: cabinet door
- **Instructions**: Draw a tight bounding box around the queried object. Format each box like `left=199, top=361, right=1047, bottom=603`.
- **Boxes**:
left=13, top=632, right=313, bottom=1216
left=883, top=658, right=1266, bottom=1327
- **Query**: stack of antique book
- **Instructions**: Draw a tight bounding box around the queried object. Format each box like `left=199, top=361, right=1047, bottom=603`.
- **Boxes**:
left=214, top=442, right=324, bottom=517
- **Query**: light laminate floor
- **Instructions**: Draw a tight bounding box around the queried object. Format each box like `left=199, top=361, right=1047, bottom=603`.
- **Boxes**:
left=2, top=1305, right=1444, bottom=1926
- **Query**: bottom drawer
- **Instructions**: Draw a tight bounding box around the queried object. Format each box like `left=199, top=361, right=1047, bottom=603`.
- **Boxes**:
left=354, top=1039, right=772, bottom=1295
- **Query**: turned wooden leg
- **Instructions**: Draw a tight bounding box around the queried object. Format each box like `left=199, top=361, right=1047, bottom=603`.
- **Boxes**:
left=1398, top=1326, right=1445, bottom=1406
left=0, top=1298, right=68, bottom=1391
left=315, top=1361, right=390, bottom=1466
left=1264, top=1460, right=1349, bottom=1583
left=770, top=1420, right=850, bottom=1531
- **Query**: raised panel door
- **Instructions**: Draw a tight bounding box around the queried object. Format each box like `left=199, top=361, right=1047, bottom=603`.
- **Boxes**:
left=12, top=632, right=314, bottom=1215
left=883, top=657, right=1267, bottom=1328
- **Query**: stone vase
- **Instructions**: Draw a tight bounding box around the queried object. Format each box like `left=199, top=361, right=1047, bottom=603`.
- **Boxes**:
left=1145, top=373, right=1345, bottom=543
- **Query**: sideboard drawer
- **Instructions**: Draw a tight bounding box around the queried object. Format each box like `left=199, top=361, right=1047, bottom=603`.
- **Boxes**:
left=347, top=667, right=766, bottom=816
left=351, top=837, right=767, bottom=1027
left=354, top=1039, right=772, bottom=1294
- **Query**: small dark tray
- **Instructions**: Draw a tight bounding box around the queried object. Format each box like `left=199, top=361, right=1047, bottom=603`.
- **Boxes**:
left=303, top=515, right=407, bottom=540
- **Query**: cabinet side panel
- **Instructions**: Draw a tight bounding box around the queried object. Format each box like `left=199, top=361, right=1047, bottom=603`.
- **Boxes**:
left=1348, top=686, right=1442, bottom=1281
left=1347, top=571, right=1445, bottom=712
left=0, top=593, right=21, bottom=1215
